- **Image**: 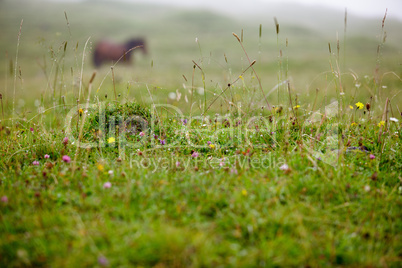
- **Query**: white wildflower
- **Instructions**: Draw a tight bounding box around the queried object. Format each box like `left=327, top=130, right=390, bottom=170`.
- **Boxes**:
left=279, top=164, right=289, bottom=171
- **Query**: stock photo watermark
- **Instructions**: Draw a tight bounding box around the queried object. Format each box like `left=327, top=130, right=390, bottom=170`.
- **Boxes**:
left=64, top=101, right=341, bottom=167
left=128, top=153, right=287, bottom=172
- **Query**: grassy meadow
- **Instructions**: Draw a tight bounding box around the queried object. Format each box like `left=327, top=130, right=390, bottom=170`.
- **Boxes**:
left=0, top=0, right=401, bottom=267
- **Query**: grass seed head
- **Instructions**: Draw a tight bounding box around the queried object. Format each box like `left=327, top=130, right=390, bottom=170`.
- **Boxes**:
left=274, top=17, right=279, bottom=34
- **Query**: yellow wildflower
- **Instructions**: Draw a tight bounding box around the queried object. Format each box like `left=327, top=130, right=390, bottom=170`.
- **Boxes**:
left=293, top=105, right=300, bottom=110
left=78, top=108, right=84, bottom=116
left=355, top=102, right=364, bottom=109
left=378, top=121, right=385, bottom=127
left=274, top=106, right=283, bottom=114
left=97, top=164, right=104, bottom=172
left=239, top=75, right=244, bottom=80
left=108, top=137, right=115, bottom=143
left=351, top=122, right=357, bottom=127
left=241, top=189, right=248, bottom=196
left=349, top=105, right=354, bottom=110
left=209, top=144, right=215, bottom=149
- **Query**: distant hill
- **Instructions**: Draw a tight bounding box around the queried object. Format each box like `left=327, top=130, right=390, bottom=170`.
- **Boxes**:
left=0, top=0, right=400, bottom=76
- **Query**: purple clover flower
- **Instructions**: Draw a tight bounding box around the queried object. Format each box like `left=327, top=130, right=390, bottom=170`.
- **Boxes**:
left=62, top=155, right=71, bottom=163
left=1, top=196, right=8, bottom=203
left=63, top=137, right=69, bottom=146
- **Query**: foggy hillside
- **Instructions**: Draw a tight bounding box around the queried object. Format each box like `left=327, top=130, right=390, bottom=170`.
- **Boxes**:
left=0, top=0, right=400, bottom=78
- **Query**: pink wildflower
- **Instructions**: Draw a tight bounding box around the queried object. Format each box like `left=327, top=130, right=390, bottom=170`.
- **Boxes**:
left=62, top=137, right=69, bottom=146
left=44, top=154, right=50, bottom=159
left=230, top=167, right=238, bottom=175
left=139, top=132, right=145, bottom=137
left=103, top=182, right=112, bottom=189
left=62, top=155, right=71, bottom=163
left=32, top=161, right=40, bottom=166
left=369, top=154, right=375, bottom=160
left=98, top=256, right=109, bottom=266
left=1, top=196, right=8, bottom=203
left=191, top=151, right=199, bottom=158
left=219, top=160, right=225, bottom=167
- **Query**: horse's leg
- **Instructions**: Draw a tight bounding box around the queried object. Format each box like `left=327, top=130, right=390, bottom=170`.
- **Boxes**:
left=93, top=49, right=102, bottom=67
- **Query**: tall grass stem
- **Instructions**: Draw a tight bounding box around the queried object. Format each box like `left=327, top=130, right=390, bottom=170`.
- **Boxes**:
left=12, top=19, right=23, bottom=125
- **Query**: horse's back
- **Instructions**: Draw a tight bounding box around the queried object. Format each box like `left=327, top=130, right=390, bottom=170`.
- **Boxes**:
left=93, top=39, right=146, bottom=67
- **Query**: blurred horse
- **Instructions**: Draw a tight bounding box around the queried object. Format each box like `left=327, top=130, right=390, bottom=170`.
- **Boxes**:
left=93, top=38, right=147, bottom=67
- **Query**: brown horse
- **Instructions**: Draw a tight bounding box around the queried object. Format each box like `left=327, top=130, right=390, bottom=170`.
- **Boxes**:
left=93, top=38, right=147, bottom=67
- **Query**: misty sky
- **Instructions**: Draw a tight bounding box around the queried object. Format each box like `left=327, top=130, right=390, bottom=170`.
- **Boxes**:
left=119, top=0, right=401, bottom=20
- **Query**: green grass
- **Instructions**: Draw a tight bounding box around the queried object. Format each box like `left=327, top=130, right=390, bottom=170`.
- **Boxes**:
left=0, top=1, right=401, bottom=267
